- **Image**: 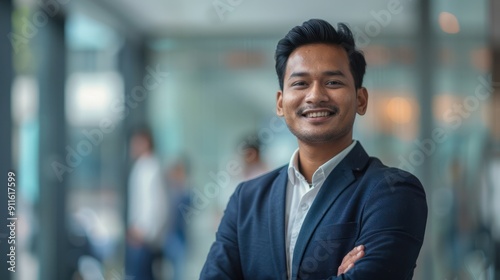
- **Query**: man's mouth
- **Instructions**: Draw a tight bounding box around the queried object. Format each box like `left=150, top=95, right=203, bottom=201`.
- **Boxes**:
left=304, top=111, right=332, bottom=118
left=299, top=105, right=339, bottom=118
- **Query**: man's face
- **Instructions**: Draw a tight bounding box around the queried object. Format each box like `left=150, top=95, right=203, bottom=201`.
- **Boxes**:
left=276, top=43, right=368, bottom=145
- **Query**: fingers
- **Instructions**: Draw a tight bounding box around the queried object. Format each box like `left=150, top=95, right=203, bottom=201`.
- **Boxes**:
left=337, top=245, right=365, bottom=276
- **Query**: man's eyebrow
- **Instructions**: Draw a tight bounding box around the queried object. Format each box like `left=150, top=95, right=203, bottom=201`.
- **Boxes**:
left=323, top=70, right=346, bottom=77
left=288, top=70, right=346, bottom=80
left=288, top=72, right=308, bottom=80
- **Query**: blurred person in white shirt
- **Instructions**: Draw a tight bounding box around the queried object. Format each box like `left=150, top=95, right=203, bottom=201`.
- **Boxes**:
left=126, top=127, right=168, bottom=280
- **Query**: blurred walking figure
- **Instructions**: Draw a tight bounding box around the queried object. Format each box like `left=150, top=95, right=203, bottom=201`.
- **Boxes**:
left=163, top=157, right=191, bottom=280
left=126, top=127, right=168, bottom=280
left=240, top=136, right=269, bottom=181
left=218, top=135, right=270, bottom=215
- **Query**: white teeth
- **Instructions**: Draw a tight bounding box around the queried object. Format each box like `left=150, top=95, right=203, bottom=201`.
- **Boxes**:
left=306, top=111, right=330, bottom=118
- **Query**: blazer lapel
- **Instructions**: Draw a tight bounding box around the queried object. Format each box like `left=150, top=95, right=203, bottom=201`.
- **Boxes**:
left=291, top=143, right=370, bottom=278
left=268, top=166, right=289, bottom=279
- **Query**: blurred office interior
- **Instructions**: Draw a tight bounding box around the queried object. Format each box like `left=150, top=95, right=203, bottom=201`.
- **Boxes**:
left=1, top=0, right=499, bottom=279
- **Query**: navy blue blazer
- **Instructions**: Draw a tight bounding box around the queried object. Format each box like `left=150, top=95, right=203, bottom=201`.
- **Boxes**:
left=201, top=142, right=427, bottom=279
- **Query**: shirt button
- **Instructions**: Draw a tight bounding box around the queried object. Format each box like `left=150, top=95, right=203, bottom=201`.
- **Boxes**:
left=301, top=203, right=309, bottom=211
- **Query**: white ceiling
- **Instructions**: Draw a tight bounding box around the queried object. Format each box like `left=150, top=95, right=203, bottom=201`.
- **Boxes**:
left=80, top=0, right=421, bottom=37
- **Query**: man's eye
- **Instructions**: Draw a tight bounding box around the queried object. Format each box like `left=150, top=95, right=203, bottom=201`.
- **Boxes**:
left=292, top=81, right=307, bottom=87
left=326, top=80, right=342, bottom=86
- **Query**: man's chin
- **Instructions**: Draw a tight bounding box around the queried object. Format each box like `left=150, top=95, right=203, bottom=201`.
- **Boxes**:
left=292, top=132, right=337, bottom=144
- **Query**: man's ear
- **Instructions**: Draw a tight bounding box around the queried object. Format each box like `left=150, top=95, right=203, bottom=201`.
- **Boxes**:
left=356, top=87, right=368, bottom=115
left=276, top=90, right=284, bottom=116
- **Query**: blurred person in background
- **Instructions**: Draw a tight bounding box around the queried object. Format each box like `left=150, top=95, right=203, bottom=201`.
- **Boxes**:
left=240, top=135, right=269, bottom=180
left=126, top=127, right=168, bottom=280
left=162, top=157, right=191, bottom=280
left=217, top=134, right=270, bottom=224
left=201, top=19, right=427, bottom=279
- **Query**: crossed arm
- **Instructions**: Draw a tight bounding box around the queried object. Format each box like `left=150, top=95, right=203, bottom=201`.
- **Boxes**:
left=325, top=172, right=428, bottom=279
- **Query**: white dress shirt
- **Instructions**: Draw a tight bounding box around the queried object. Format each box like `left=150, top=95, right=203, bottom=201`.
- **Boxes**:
left=285, top=140, right=357, bottom=278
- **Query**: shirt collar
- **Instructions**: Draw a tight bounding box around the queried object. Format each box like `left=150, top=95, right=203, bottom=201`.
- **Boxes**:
left=287, top=140, right=358, bottom=186
left=287, top=149, right=301, bottom=185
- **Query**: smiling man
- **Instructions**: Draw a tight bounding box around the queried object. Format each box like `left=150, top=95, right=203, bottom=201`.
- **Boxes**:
left=201, top=19, right=428, bottom=280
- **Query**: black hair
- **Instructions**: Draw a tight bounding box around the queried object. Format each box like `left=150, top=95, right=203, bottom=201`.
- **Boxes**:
left=275, top=19, right=366, bottom=90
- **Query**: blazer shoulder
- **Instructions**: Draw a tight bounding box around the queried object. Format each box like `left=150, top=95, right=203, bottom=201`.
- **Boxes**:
left=239, top=165, right=287, bottom=188
left=230, top=165, right=287, bottom=208
left=364, top=157, right=425, bottom=191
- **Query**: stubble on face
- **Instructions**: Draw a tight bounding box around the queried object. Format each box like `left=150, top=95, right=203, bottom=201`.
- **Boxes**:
left=287, top=105, right=354, bottom=144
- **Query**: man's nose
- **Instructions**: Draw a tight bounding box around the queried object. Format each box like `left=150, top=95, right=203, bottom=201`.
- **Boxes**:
left=305, top=82, right=329, bottom=103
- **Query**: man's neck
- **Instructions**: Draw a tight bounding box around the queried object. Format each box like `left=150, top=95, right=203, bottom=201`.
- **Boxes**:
left=297, top=139, right=353, bottom=183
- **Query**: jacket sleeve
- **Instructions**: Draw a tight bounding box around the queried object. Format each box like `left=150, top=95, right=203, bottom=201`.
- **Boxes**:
left=328, top=169, right=428, bottom=280
left=200, top=184, right=244, bottom=280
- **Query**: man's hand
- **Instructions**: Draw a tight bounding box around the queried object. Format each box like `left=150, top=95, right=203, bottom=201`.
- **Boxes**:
left=337, top=245, right=365, bottom=276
